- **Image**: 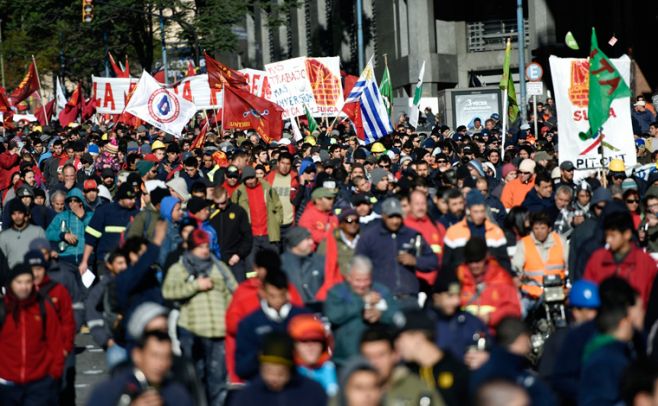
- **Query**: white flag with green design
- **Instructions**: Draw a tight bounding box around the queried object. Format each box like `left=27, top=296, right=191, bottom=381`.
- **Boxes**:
left=408, top=61, right=425, bottom=128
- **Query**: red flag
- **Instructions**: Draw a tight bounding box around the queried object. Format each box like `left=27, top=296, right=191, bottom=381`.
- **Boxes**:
left=204, top=51, right=248, bottom=91
left=35, top=99, right=55, bottom=126
left=186, top=61, right=196, bottom=77
left=153, top=69, right=166, bottom=84
left=341, top=100, right=365, bottom=141
left=190, top=120, right=209, bottom=150
left=108, top=52, right=130, bottom=78
left=0, top=87, right=14, bottom=125
left=9, top=62, right=39, bottom=105
left=58, top=83, right=83, bottom=127
left=223, top=86, right=284, bottom=143
left=82, top=98, right=96, bottom=121
left=341, top=70, right=359, bottom=100
left=117, top=85, right=142, bottom=128
left=0, top=87, right=12, bottom=113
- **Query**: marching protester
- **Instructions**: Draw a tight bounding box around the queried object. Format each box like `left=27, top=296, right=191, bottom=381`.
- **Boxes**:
left=1, top=28, right=658, bottom=406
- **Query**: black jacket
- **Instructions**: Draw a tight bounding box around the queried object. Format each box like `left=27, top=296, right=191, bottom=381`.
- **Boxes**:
left=209, top=201, right=253, bottom=261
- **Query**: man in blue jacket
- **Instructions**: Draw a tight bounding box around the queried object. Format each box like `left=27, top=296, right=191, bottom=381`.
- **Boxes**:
left=79, top=182, right=139, bottom=275
left=86, top=331, right=193, bottom=405
left=115, top=221, right=167, bottom=330
left=235, top=270, right=309, bottom=381
left=578, top=277, right=644, bottom=406
left=231, top=331, right=326, bottom=405
left=355, top=197, right=438, bottom=309
left=522, top=171, right=558, bottom=222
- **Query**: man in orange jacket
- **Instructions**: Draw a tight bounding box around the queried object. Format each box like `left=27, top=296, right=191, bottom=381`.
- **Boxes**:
left=456, top=238, right=522, bottom=329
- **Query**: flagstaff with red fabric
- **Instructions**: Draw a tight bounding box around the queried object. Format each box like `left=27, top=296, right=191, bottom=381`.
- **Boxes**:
left=9, top=61, right=40, bottom=105
left=108, top=52, right=130, bottom=78
left=223, top=85, right=284, bottom=143
left=204, top=51, right=249, bottom=91
left=59, top=83, right=84, bottom=127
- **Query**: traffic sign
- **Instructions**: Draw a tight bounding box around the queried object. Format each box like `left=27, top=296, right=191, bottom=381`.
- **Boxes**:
left=527, top=81, right=544, bottom=96
left=526, top=63, right=543, bottom=82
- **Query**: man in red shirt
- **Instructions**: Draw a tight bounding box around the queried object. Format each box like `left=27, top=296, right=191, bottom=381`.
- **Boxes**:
left=224, top=250, right=302, bottom=383
left=231, top=166, right=283, bottom=265
left=25, top=249, right=76, bottom=404
left=0, top=264, right=64, bottom=404
left=405, top=190, right=446, bottom=288
left=298, top=187, right=339, bottom=248
left=584, top=211, right=658, bottom=307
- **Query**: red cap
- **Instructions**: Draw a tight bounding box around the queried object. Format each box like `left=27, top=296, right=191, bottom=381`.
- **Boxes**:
left=83, top=179, right=98, bottom=191
left=188, top=229, right=210, bottom=249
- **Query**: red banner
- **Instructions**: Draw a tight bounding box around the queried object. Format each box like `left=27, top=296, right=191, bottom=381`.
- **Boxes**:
left=9, top=62, right=39, bottom=105
left=204, top=52, right=248, bottom=91
left=223, top=86, right=284, bottom=144
left=59, top=83, right=83, bottom=127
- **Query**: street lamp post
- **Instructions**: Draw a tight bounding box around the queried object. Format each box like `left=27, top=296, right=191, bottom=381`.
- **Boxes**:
left=517, top=0, right=526, bottom=123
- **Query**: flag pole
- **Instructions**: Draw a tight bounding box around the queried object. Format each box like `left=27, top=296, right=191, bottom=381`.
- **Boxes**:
left=31, top=55, right=49, bottom=125
left=501, top=88, right=508, bottom=160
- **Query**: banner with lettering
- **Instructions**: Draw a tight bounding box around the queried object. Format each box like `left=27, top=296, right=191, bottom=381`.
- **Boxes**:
left=265, top=57, right=317, bottom=119
left=92, top=74, right=223, bottom=114
left=549, top=55, right=635, bottom=170
left=305, top=57, right=343, bottom=117
left=241, top=68, right=272, bottom=100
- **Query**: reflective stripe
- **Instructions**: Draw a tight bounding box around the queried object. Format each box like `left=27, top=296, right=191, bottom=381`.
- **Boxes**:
left=105, top=226, right=126, bottom=233
left=85, top=226, right=102, bottom=238
left=87, top=319, right=105, bottom=328
left=72, top=302, right=85, bottom=310
left=430, top=244, right=442, bottom=254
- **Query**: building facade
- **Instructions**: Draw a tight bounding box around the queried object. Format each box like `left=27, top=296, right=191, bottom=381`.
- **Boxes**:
left=238, top=0, right=556, bottom=99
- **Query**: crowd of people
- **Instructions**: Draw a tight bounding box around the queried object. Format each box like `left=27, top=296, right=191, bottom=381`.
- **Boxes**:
left=1, top=95, right=658, bottom=406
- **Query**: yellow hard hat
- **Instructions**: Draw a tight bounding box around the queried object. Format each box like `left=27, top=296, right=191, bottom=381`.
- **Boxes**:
left=304, top=136, right=317, bottom=146
left=608, top=158, right=625, bottom=172
left=151, top=140, right=166, bottom=151
left=371, top=142, right=386, bottom=153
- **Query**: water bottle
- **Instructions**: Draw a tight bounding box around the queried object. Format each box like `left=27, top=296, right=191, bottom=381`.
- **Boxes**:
left=59, top=220, right=67, bottom=252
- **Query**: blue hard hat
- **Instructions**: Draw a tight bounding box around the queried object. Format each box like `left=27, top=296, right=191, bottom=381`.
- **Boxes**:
left=569, top=280, right=600, bottom=309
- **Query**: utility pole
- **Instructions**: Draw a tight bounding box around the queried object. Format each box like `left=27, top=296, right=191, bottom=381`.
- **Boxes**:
left=356, top=0, right=364, bottom=72
left=159, top=7, right=168, bottom=85
left=516, top=0, right=526, bottom=122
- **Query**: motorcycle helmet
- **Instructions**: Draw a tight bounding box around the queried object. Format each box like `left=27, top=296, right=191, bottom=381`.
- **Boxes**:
left=569, top=280, right=600, bottom=309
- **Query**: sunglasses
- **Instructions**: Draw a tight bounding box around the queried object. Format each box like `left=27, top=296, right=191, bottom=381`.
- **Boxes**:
left=625, top=199, right=638, bottom=204
left=520, top=171, right=531, bottom=175
left=68, top=198, right=82, bottom=204
left=437, top=160, right=447, bottom=164
left=612, top=174, right=625, bottom=180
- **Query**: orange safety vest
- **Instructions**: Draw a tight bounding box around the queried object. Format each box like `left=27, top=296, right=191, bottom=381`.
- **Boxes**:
left=521, top=232, right=566, bottom=298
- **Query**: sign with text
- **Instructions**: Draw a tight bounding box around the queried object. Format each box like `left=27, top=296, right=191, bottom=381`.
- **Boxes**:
left=92, top=74, right=223, bottom=114
left=549, top=55, right=635, bottom=169
left=265, top=56, right=343, bottom=118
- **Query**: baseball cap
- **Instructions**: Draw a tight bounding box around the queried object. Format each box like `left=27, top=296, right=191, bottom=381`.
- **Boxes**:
left=241, top=166, right=256, bottom=181
left=559, top=161, right=575, bottom=171
left=393, top=309, right=435, bottom=335
left=117, top=183, right=136, bottom=200
left=381, top=198, right=403, bottom=217
left=83, top=179, right=98, bottom=191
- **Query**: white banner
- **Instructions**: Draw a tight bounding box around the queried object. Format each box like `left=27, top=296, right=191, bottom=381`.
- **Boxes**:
left=92, top=74, right=223, bottom=114
left=549, top=55, right=636, bottom=170
left=125, top=71, right=198, bottom=137
left=241, top=68, right=271, bottom=100
left=266, top=57, right=317, bottom=119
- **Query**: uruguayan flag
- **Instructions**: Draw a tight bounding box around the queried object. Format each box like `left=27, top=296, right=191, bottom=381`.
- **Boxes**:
left=342, top=58, right=393, bottom=144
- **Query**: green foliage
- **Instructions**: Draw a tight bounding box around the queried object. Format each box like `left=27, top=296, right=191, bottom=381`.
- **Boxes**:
left=0, top=0, right=255, bottom=91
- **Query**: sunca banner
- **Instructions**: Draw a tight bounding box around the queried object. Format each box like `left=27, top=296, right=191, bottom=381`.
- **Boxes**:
left=92, top=74, right=223, bottom=114
left=549, top=55, right=636, bottom=170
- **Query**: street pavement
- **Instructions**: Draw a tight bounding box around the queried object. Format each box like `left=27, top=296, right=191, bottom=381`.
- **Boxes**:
left=74, top=332, right=108, bottom=405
